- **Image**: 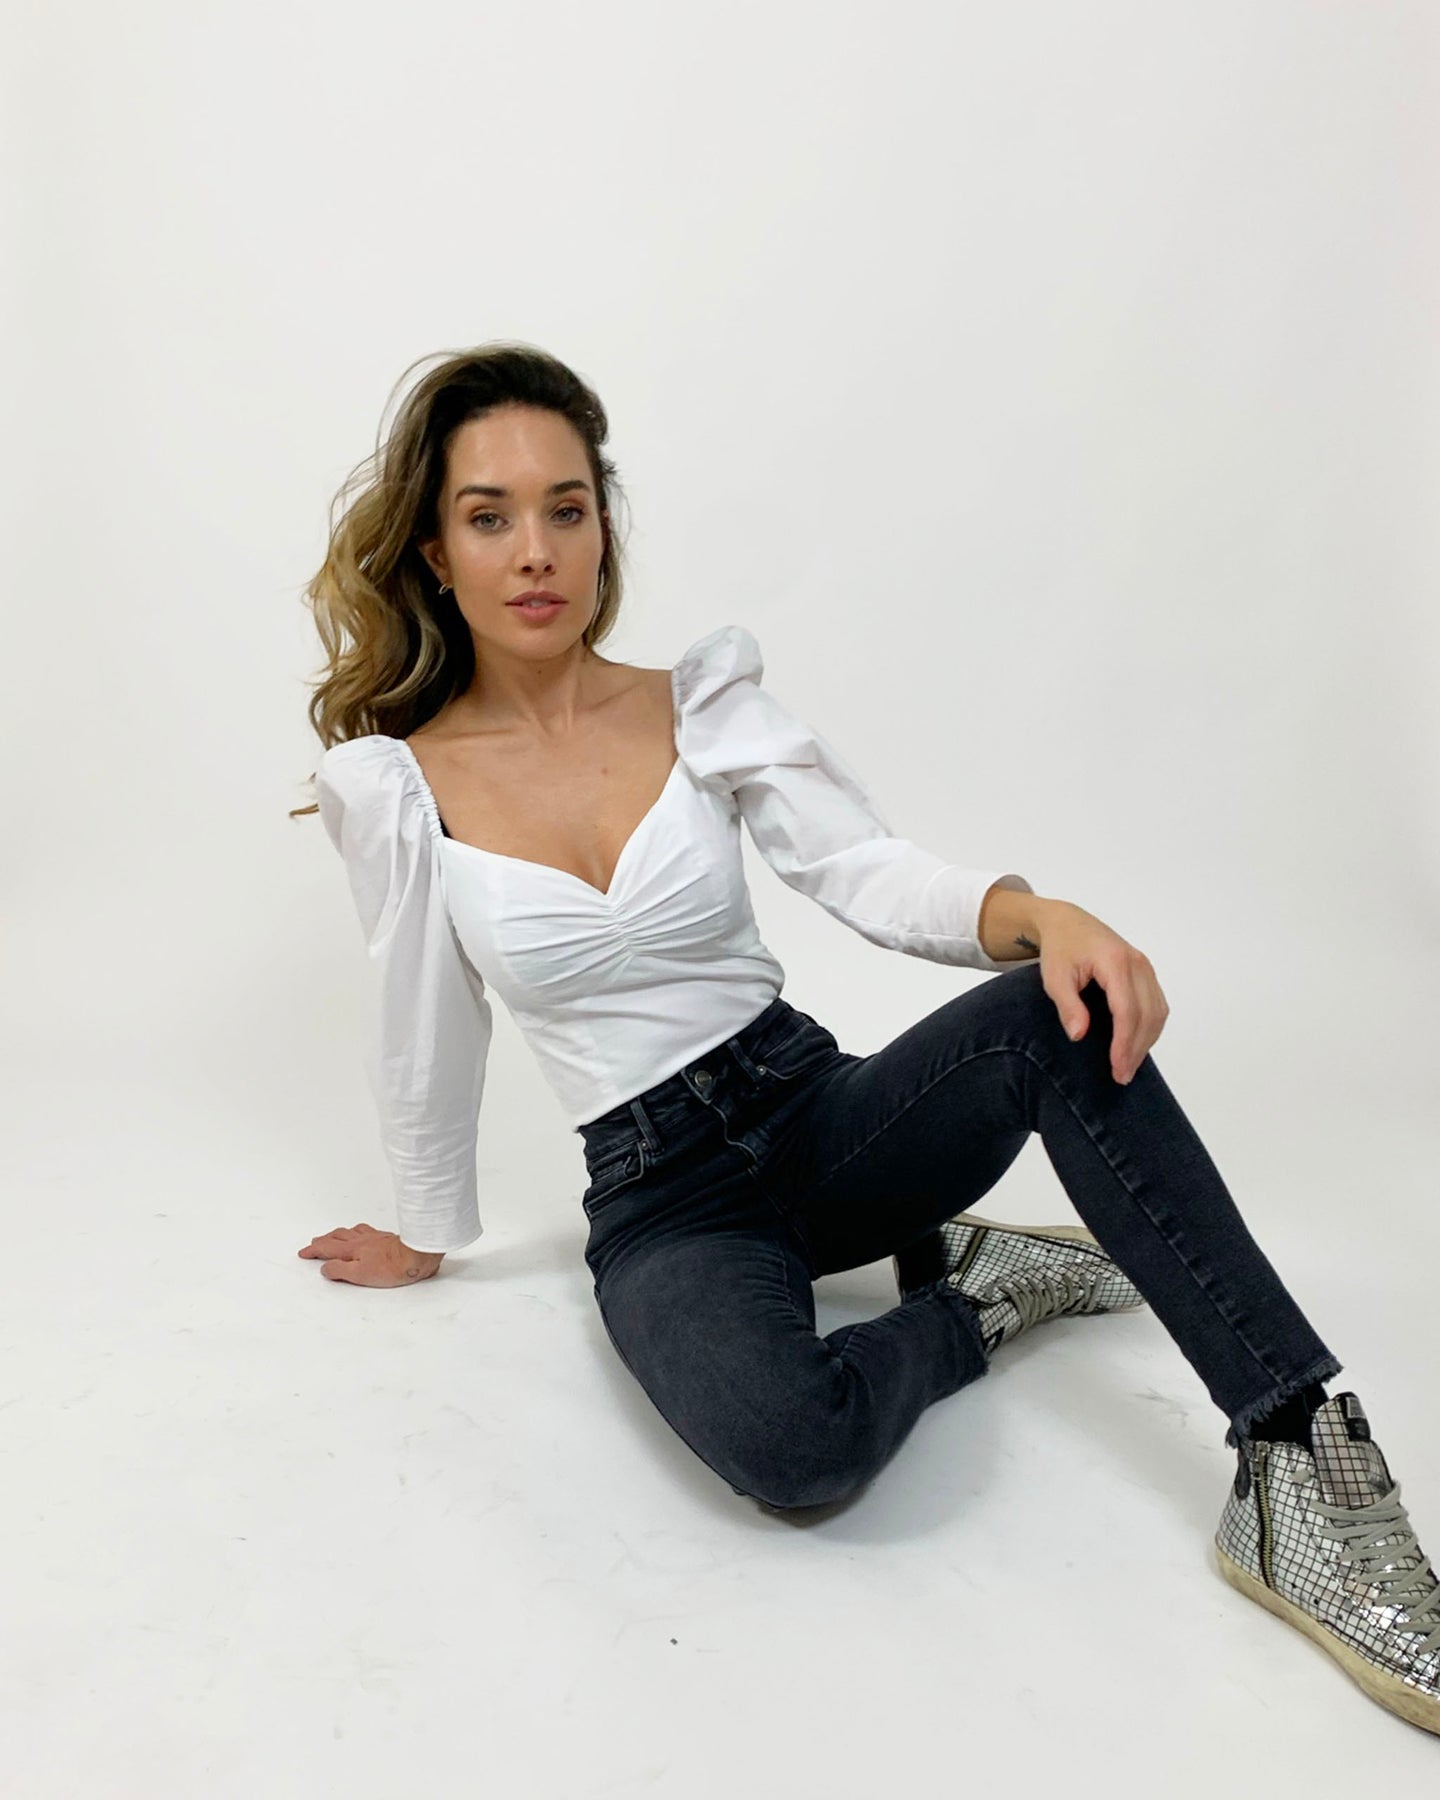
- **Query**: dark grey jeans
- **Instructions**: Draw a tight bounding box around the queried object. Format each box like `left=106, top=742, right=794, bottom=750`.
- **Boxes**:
left=578, top=962, right=1343, bottom=1511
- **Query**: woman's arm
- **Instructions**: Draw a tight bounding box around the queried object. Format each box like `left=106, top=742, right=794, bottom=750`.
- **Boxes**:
left=313, top=738, right=495, bottom=1256
left=977, top=882, right=1054, bottom=962
left=980, top=884, right=1171, bottom=1083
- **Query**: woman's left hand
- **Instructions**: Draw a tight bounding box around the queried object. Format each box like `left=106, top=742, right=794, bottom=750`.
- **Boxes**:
left=1037, top=901, right=1170, bottom=1085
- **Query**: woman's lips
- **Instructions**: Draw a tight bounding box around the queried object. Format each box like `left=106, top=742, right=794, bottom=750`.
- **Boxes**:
left=507, top=599, right=567, bottom=621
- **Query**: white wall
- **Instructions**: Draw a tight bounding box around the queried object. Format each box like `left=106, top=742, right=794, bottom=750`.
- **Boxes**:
left=5, top=1, right=1437, bottom=1791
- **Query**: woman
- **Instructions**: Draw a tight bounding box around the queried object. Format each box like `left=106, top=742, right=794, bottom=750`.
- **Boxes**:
left=293, top=342, right=1440, bottom=1735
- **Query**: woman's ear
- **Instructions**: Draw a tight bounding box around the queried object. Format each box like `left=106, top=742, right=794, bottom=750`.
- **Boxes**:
left=416, top=534, right=449, bottom=588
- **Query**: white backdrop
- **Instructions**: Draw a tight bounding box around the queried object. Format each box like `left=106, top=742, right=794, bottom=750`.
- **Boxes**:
left=5, top=1, right=1438, bottom=1792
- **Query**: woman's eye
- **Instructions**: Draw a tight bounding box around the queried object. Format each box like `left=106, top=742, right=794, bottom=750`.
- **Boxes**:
left=470, top=505, right=585, bottom=529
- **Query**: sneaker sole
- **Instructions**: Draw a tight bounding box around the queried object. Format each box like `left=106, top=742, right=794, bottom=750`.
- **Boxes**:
left=1214, top=1542, right=1440, bottom=1736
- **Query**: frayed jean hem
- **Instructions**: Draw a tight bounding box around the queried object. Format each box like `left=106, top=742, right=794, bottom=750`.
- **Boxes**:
left=1225, top=1350, right=1346, bottom=1449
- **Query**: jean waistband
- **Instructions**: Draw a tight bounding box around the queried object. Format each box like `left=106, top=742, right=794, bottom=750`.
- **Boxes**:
left=578, top=994, right=810, bottom=1168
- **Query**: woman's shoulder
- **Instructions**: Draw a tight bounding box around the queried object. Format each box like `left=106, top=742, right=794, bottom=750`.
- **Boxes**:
left=316, top=732, right=412, bottom=803
left=317, top=731, right=408, bottom=773
left=668, top=624, right=785, bottom=788
left=314, top=733, right=439, bottom=852
left=672, top=623, right=764, bottom=704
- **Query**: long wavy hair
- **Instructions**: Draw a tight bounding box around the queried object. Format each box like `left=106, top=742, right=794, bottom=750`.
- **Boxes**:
left=289, top=341, right=631, bottom=820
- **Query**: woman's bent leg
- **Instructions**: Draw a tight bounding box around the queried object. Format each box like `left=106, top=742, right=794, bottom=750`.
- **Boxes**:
left=592, top=1197, right=990, bottom=1511
left=755, top=962, right=1343, bottom=1449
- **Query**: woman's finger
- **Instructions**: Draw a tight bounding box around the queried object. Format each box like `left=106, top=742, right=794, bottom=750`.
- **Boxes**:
left=1053, top=961, right=1093, bottom=1041
left=1099, top=963, right=1139, bottom=1083
left=299, top=1221, right=383, bottom=1257
left=1116, top=957, right=1167, bottom=1082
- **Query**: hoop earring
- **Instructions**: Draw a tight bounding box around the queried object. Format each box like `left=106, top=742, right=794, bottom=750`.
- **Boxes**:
left=438, top=583, right=451, bottom=595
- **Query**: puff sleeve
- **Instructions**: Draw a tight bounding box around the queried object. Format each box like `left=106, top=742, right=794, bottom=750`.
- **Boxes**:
left=673, top=626, right=1036, bottom=974
left=314, top=737, right=494, bottom=1253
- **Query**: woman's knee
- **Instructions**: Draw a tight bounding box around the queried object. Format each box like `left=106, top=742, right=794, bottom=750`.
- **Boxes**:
left=734, top=1460, right=867, bottom=1512
left=990, top=958, right=1115, bottom=1046
left=721, top=1423, right=876, bottom=1512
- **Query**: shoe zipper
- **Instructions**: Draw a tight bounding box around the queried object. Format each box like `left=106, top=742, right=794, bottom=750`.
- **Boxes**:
left=1253, top=1441, right=1277, bottom=1589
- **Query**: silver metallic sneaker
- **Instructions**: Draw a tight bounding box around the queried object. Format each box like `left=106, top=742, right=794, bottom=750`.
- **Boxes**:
left=1215, top=1390, right=1440, bottom=1735
left=893, top=1211, right=1147, bottom=1349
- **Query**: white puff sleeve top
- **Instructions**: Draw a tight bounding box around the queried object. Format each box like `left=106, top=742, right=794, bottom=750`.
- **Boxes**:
left=315, top=623, right=1034, bottom=1252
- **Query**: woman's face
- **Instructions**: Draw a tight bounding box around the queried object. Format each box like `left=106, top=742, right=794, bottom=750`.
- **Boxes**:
left=418, top=403, right=607, bottom=656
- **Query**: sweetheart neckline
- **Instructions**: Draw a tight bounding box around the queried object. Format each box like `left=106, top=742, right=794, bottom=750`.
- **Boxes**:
left=425, top=751, right=684, bottom=901
left=394, top=662, right=686, bottom=903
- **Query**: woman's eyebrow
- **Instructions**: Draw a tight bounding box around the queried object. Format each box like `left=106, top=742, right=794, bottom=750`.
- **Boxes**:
left=454, top=478, right=592, bottom=502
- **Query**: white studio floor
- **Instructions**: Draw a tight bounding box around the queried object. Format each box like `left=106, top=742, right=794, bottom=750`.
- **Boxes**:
left=5, top=1046, right=1438, bottom=1799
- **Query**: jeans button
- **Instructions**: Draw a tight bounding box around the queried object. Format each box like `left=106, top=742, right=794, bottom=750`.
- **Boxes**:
left=694, top=1067, right=713, bottom=1093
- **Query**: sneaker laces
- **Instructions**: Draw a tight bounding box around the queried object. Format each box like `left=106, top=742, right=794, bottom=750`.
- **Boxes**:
left=1308, top=1480, right=1440, bottom=1658
left=991, top=1265, right=1106, bottom=1330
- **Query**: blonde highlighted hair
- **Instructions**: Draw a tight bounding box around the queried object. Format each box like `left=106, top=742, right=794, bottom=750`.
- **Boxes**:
left=290, top=341, right=631, bottom=819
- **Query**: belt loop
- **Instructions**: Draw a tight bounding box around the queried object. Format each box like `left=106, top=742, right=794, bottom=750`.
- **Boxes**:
left=628, top=1097, right=662, bottom=1154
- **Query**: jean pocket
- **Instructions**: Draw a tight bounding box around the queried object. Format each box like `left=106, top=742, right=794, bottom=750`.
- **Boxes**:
left=581, top=1142, right=649, bottom=1215
left=753, top=1019, right=843, bottom=1084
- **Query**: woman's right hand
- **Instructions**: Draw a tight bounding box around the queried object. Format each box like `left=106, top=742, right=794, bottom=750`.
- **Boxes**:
left=298, top=1223, right=446, bottom=1287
